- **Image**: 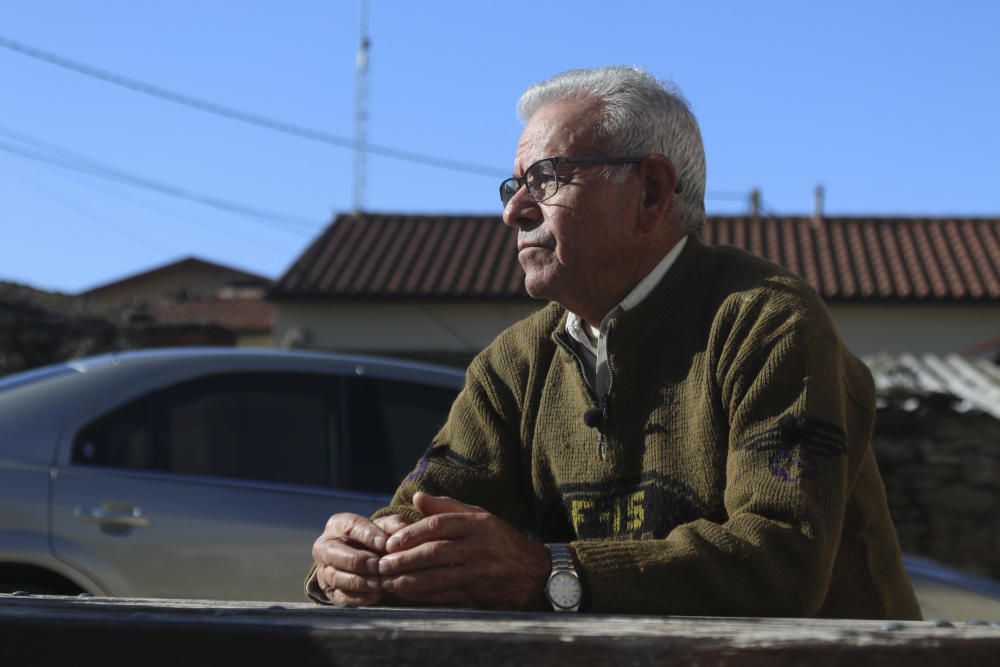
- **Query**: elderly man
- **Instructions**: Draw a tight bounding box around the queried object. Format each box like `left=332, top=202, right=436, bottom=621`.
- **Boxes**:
left=308, top=67, right=921, bottom=619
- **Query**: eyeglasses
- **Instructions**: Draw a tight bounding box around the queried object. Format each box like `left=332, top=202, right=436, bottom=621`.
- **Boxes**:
left=499, top=156, right=645, bottom=208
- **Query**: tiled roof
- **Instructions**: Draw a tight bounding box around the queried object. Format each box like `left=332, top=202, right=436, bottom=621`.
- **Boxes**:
left=272, top=213, right=1000, bottom=303
left=150, top=298, right=273, bottom=333
left=705, top=216, right=1000, bottom=301
left=80, top=256, right=271, bottom=297
left=274, top=214, right=525, bottom=300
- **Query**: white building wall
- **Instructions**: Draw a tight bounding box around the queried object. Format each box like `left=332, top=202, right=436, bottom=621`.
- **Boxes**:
left=274, top=301, right=999, bottom=360
left=274, top=301, right=542, bottom=355
left=828, top=304, right=1000, bottom=356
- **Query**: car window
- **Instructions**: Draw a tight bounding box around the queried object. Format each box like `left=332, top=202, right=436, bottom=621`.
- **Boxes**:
left=73, top=373, right=340, bottom=489
left=74, top=398, right=154, bottom=469
left=344, top=376, right=458, bottom=494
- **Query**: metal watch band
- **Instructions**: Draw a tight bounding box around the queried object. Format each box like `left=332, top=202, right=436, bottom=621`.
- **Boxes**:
left=547, top=543, right=575, bottom=570
left=544, top=543, right=582, bottom=612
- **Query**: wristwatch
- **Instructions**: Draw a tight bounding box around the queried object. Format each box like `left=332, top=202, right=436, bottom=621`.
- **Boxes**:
left=544, top=543, right=582, bottom=612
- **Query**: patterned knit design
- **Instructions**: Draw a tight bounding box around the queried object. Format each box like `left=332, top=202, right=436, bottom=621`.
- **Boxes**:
left=372, top=236, right=921, bottom=619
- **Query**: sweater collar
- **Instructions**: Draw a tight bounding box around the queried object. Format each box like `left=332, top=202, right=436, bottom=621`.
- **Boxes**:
left=566, top=235, right=689, bottom=354
left=602, top=233, right=709, bottom=343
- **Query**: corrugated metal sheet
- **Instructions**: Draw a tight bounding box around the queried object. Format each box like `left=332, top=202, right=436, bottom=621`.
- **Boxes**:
left=272, top=213, right=1000, bottom=303
left=865, top=353, right=1000, bottom=420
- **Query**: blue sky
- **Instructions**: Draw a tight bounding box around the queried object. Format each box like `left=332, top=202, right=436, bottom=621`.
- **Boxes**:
left=2, top=1, right=998, bottom=293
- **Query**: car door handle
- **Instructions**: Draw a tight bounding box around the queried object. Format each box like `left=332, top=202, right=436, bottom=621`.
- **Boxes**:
left=75, top=504, right=150, bottom=528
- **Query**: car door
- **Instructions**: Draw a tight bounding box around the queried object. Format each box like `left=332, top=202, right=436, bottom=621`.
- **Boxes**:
left=342, top=374, right=460, bottom=496
left=50, top=372, right=381, bottom=601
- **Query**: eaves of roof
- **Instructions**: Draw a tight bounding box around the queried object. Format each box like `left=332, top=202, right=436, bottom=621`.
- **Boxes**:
left=271, top=213, right=1000, bottom=303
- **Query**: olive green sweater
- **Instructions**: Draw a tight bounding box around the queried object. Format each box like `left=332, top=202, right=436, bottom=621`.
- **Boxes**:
left=344, top=236, right=920, bottom=619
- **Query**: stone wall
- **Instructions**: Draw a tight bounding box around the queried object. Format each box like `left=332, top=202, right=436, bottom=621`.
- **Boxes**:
left=873, top=404, right=1000, bottom=580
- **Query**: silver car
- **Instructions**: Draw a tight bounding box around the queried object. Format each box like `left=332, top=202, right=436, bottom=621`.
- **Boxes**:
left=0, top=348, right=462, bottom=601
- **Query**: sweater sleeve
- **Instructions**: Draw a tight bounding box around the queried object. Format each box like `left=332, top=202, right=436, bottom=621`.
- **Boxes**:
left=305, top=349, right=531, bottom=604
left=371, top=348, right=531, bottom=528
left=573, top=295, right=872, bottom=616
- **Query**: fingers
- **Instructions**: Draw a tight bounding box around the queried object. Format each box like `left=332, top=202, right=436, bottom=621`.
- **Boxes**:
left=381, top=564, right=473, bottom=598
left=316, top=565, right=380, bottom=593
left=326, top=512, right=389, bottom=553
left=312, top=512, right=393, bottom=608
left=379, top=538, right=469, bottom=576
left=386, top=512, right=487, bottom=553
left=380, top=508, right=551, bottom=610
left=413, top=491, right=484, bottom=516
left=312, top=535, right=380, bottom=575
left=313, top=563, right=381, bottom=607
left=374, top=514, right=410, bottom=536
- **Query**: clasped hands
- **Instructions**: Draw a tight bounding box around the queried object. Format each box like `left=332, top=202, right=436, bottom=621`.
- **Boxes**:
left=312, top=491, right=550, bottom=609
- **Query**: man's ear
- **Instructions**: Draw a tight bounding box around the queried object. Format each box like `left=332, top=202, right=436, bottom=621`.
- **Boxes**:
left=636, top=154, right=679, bottom=233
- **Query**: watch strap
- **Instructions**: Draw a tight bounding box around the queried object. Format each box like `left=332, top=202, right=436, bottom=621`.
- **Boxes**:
left=544, top=543, right=582, bottom=612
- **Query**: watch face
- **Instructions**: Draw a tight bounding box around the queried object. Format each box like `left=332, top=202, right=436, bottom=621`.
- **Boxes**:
left=547, top=571, right=582, bottom=609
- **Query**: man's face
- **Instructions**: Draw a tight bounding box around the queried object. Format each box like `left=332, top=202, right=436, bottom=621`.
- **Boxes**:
left=503, top=99, right=642, bottom=320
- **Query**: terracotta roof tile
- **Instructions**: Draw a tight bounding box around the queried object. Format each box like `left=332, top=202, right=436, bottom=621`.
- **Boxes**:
left=150, top=298, right=273, bottom=333
left=79, top=257, right=270, bottom=297
left=271, top=213, right=1000, bottom=303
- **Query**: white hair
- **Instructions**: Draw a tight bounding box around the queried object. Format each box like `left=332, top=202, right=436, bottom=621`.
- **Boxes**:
left=517, top=66, right=707, bottom=233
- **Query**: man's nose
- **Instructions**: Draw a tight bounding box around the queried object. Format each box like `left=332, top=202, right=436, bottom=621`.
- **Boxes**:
left=502, top=186, right=541, bottom=230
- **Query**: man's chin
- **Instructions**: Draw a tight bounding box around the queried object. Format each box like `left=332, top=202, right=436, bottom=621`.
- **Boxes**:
left=523, top=277, right=555, bottom=302
left=521, top=262, right=570, bottom=302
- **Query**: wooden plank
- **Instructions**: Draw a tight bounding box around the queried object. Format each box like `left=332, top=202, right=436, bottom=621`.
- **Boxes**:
left=1, top=594, right=999, bottom=666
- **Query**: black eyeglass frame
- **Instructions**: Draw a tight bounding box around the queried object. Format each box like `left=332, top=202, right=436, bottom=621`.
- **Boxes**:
left=499, top=155, right=683, bottom=207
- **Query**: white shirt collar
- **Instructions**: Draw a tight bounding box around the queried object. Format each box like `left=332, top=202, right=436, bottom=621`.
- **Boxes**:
left=566, top=235, right=688, bottom=355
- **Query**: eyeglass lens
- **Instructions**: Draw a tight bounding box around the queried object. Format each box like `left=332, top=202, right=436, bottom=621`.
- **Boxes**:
left=500, top=159, right=561, bottom=207
left=500, top=178, right=519, bottom=206
left=527, top=159, right=558, bottom=203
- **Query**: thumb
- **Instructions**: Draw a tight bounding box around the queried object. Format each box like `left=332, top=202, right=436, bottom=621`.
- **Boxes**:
left=412, top=491, right=483, bottom=516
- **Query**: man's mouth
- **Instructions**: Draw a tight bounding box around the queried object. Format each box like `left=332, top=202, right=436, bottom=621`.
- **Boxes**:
left=518, top=239, right=554, bottom=252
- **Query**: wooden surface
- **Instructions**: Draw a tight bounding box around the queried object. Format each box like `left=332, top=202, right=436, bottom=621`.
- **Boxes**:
left=2, top=593, right=999, bottom=666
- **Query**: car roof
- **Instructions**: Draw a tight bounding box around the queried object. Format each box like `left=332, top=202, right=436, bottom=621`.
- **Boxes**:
left=61, top=347, right=463, bottom=377
left=0, top=347, right=465, bottom=388
left=0, top=347, right=465, bottom=464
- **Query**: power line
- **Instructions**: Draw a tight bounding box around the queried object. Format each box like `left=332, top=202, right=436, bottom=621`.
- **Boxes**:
left=0, top=34, right=752, bottom=202
left=0, top=127, right=318, bottom=233
left=0, top=34, right=509, bottom=179
left=17, top=173, right=176, bottom=255
left=49, top=158, right=301, bottom=250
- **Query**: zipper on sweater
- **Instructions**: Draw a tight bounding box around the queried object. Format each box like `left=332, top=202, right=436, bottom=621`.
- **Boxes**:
left=554, top=332, right=607, bottom=461
left=599, top=322, right=617, bottom=461
left=554, top=332, right=599, bottom=398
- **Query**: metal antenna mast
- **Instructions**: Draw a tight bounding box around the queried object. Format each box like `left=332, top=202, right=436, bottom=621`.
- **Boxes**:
left=352, top=0, right=370, bottom=213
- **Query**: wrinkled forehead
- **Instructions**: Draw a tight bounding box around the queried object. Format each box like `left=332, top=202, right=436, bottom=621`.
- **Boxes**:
left=513, top=98, right=605, bottom=175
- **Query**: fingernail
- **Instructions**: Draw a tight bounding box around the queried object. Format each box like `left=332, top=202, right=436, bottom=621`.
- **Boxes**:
left=378, top=556, right=396, bottom=574
left=366, top=578, right=381, bottom=590
left=373, top=535, right=385, bottom=551
left=386, top=535, right=400, bottom=551
left=381, top=576, right=396, bottom=591
left=366, top=557, right=379, bottom=574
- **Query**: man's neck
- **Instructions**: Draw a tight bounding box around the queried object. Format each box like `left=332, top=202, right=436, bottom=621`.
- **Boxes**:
left=568, top=234, right=689, bottom=331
